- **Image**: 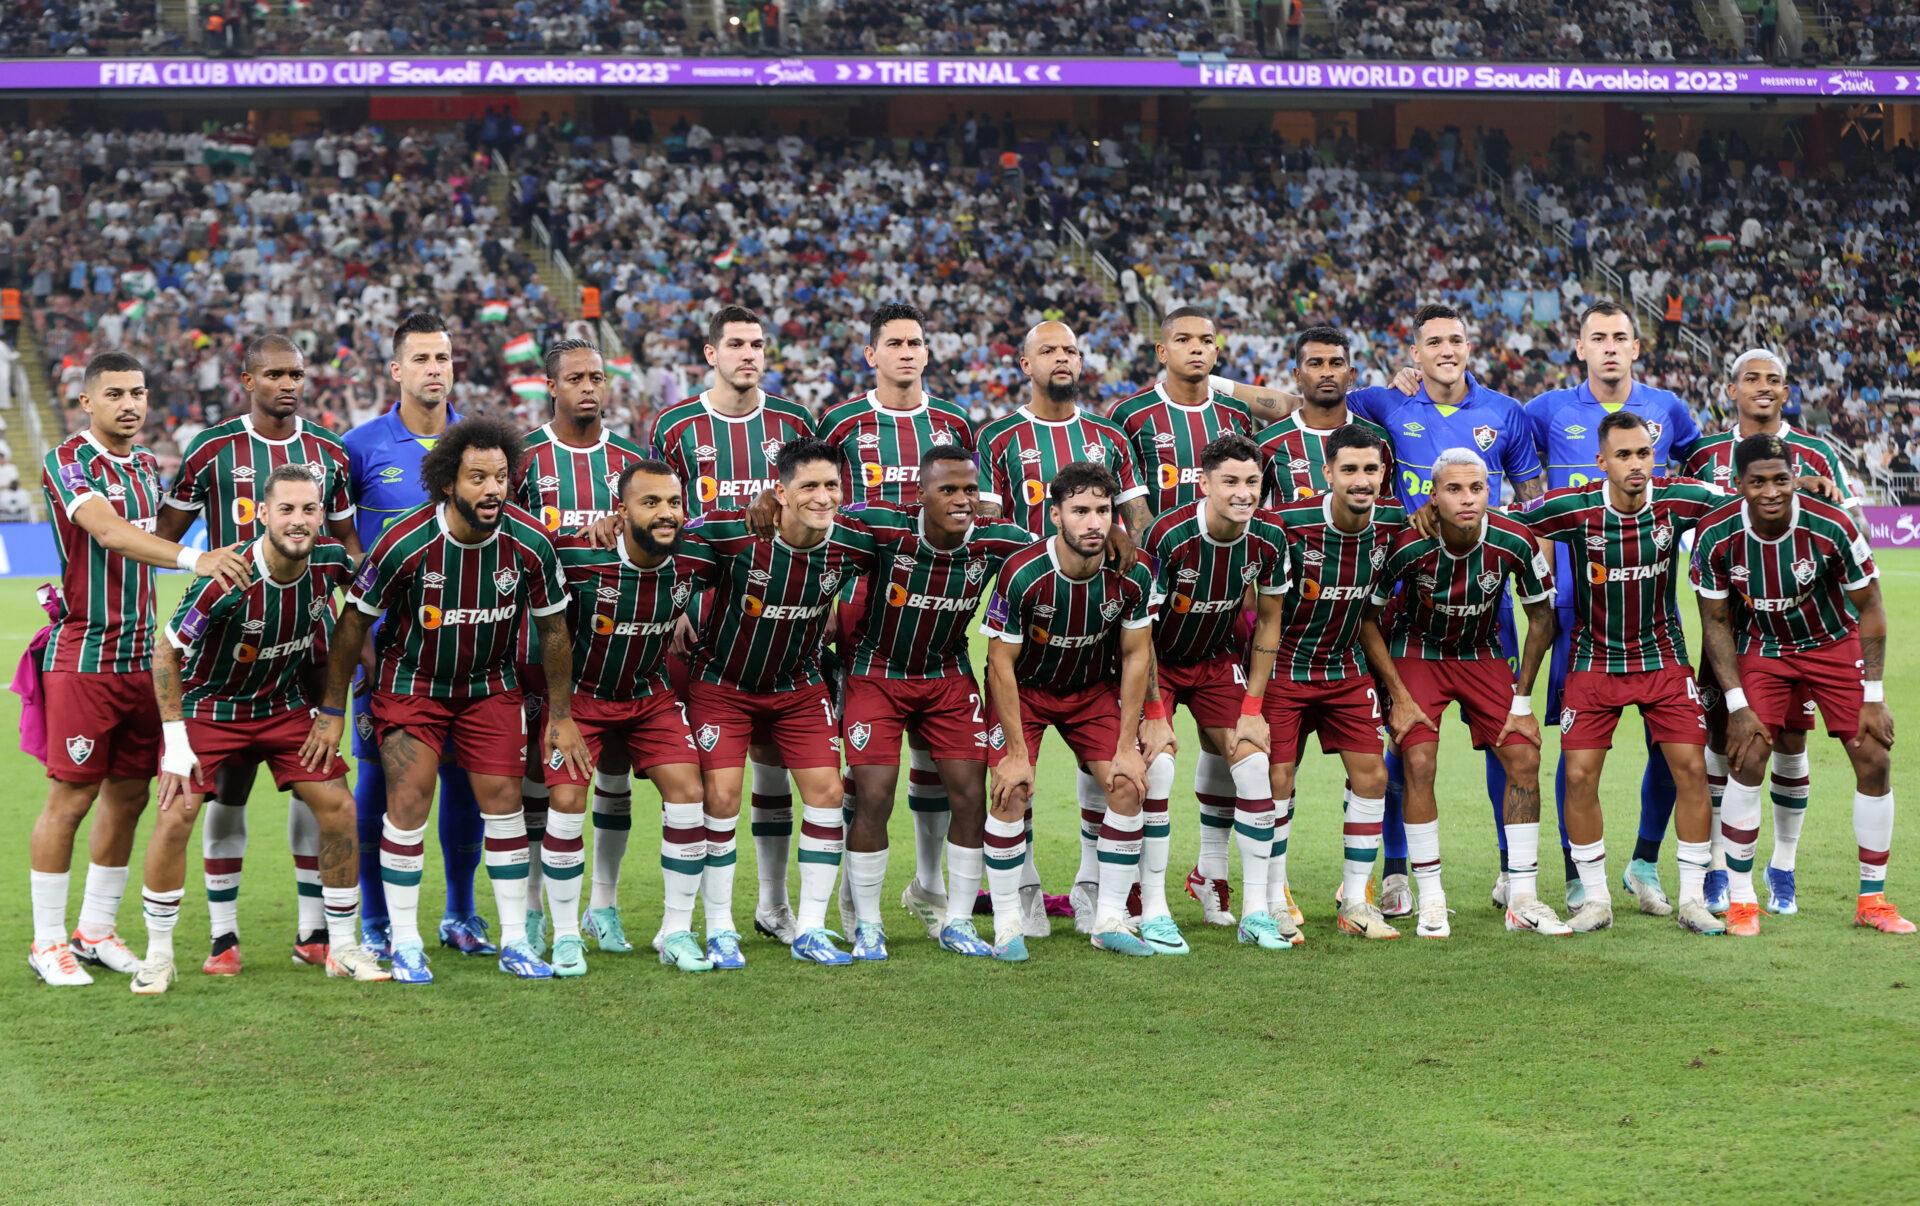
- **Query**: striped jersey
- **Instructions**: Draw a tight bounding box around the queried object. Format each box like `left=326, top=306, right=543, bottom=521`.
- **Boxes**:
left=556, top=536, right=712, bottom=701
left=679, top=512, right=880, bottom=693
left=1682, top=426, right=1858, bottom=508
left=347, top=502, right=568, bottom=698
left=1515, top=479, right=1721, bottom=673
left=1255, top=412, right=1398, bottom=506
left=1690, top=495, right=1877, bottom=657
left=1108, top=384, right=1253, bottom=515
left=1372, top=514, right=1554, bottom=661
left=650, top=391, right=814, bottom=517
left=981, top=539, right=1155, bottom=694
left=1270, top=494, right=1408, bottom=683
left=165, top=538, right=354, bottom=721
left=974, top=406, right=1146, bottom=535
left=814, top=391, right=975, bottom=506
left=342, top=404, right=459, bottom=548
left=41, top=431, right=164, bottom=674
left=845, top=504, right=1031, bottom=680
left=1143, top=500, right=1290, bottom=665
left=165, top=415, right=354, bottom=547
left=516, top=424, right=650, bottom=534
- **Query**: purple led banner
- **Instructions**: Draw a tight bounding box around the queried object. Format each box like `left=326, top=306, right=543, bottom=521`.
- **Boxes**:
left=1, top=56, right=1916, bottom=98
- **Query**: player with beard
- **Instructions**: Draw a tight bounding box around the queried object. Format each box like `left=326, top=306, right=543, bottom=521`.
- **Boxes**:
left=651, top=306, right=816, bottom=947
left=156, top=333, right=361, bottom=975
left=1249, top=425, right=1406, bottom=941
left=975, top=321, right=1148, bottom=931
left=1523, top=301, right=1702, bottom=918
left=1255, top=327, right=1396, bottom=506
left=983, top=463, right=1160, bottom=960
left=305, top=418, right=590, bottom=983
left=1361, top=448, right=1565, bottom=938
left=1140, top=434, right=1293, bottom=951
left=1513, top=412, right=1724, bottom=936
left=133, top=466, right=387, bottom=993
left=513, top=338, right=647, bottom=957
left=27, top=352, right=251, bottom=986
left=1683, top=349, right=1857, bottom=915
left=541, top=461, right=716, bottom=975
left=1693, top=434, right=1909, bottom=937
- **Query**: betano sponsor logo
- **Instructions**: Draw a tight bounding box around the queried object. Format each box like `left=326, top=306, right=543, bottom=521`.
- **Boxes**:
left=419, top=603, right=517, bottom=628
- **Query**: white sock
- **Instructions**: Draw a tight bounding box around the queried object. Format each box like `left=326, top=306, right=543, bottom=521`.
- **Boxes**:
left=1704, top=747, right=1729, bottom=871
left=1719, top=778, right=1764, bottom=905
left=1856, top=790, right=1895, bottom=897
left=201, top=800, right=245, bottom=939
left=1769, top=750, right=1810, bottom=872
left=659, top=802, right=706, bottom=935
left=541, top=809, right=586, bottom=940
left=1341, top=794, right=1385, bottom=904
left=1267, top=798, right=1294, bottom=913
left=588, top=770, right=632, bottom=912
left=78, top=862, right=130, bottom=940
left=1504, top=822, right=1541, bottom=902
left=907, top=748, right=950, bottom=896
left=1230, top=752, right=1274, bottom=913
left=1095, top=808, right=1144, bottom=923
left=522, top=778, right=549, bottom=913
left=322, top=885, right=359, bottom=952
left=1570, top=838, right=1608, bottom=904
left=984, top=814, right=1027, bottom=943
left=1406, top=818, right=1443, bottom=905
left=847, top=848, right=888, bottom=926
left=795, top=806, right=843, bottom=933
left=1141, top=752, right=1176, bottom=918
left=1075, top=769, right=1105, bottom=885
left=750, top=759, right=794, bottom=912
left=1019, top=806, right=1042, bottom=891
left=944, top=841, right=984, bottom=927
left=289, top=799, right=324, bottom=937
left=702, top=813, right=739, bottom=938
left=1195, top=751, right=1234, bottom=880
left=30, top=869, right=70, bottom=944
left=481, top=810, right=531, bottom=947
left=380, top=819, right=428, bottom=949
left=1675, top=839, right=1711, bottom=906
left=140, top=885, right=183, bottom=961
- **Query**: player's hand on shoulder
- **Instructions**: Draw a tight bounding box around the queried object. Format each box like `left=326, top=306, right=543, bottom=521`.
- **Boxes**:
left=1391, top=366, right=1423, bottom=396
left=199, top=543, right=252, bottom=588
left=745, top=488, right=781, bottom=539
left=1795, top=474, right=1841, bottom=503
left=580, top=512, right=624, bottom=549
left=1104, top=523, right=1138, bottom=574
left=1407, top=502, right=1441, bottom=540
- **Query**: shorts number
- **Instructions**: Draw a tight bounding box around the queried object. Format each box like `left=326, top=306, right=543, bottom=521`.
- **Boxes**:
left=967, top=692, right=985, bottom=725
left=1232, top=664, right=1247, bottom=687
left=822, top=696, right=837, bottom=728
left=677, top=702, right=690, bottom=728
left=1685, top=677, right=1700, bottom=703
left=1366, top=687, right=1381, bottom=719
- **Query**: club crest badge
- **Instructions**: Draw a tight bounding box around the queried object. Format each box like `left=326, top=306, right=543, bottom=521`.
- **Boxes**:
left=697, top=724, right=721, bottom=752
left=1099, top=598, right=1123, bottom=622
left=987, top=724, right=1006, bottom=750
left=1083, top=443, right=1107, bottom=464
left=1477, top=571, right=1501, bottom=594
left=671, top=582, right=693, bottom=608
left=547, top=748, right=566, bottom=771
left=819, top=570, right=841, bottom=595
left=1790, top=557, right=1816, bottom=586
left=761, top=438, right=784, bottom=461
left=1651, top=523, right=1673, bottom=551
left=1472, top=424, right=1497, bottom=451
left=65, top=735, right=94, bottom=765
left=929, top=427, right=954, bottom=446
left=848, top=722, right=871, bottom=751
left=966, top=559, right=987, bottom=583
left=493, top=568, right=521, bottom=594
left=1560, top=709, right=1577, bottom=735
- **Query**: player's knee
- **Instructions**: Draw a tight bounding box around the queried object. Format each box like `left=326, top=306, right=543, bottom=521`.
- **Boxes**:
left=1851, top=744, right=1890, bottom=790
left=1145, top=752, right=1176, bottom=799
left=1500, top=744, right=1540, bottom=782
left=1349, top=764, right=1388, bottom=798
left=1404, top=743, right=1439, bottom=782
left=1229, top=751, right=1269, bottom=799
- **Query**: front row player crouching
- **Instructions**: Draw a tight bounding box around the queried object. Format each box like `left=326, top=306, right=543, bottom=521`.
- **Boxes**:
left=304, top=418, right=592, bottom=983
left=545, top=460, right=716, bottom=975
left=134, top=467, right=389, bottom=993
left=1692, top=435, right=1911, bottom=937
left=1141, top=434, right=1295, bottom=951
left=1361, top=448, right=1565, bottom=938
left=983, top=463, right=1161, bottom=960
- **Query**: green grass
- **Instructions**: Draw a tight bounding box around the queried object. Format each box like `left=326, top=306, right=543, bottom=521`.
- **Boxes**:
left=5, top=558, right=1920, bottom=1203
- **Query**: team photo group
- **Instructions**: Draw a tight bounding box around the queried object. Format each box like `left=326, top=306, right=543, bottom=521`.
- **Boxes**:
left=21, top=294, right=1906, bottom=993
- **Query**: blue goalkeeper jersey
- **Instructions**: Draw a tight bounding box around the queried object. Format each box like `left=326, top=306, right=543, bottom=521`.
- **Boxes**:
left=1524, top=380, right=1701, bottom=610
left=342, top=404, right=462, bottom=548
left=1347, top=373, right=1542, bottom=511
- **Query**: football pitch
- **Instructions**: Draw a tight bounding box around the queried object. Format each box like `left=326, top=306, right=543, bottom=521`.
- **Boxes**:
left=3, top=561, right=1918, bottom=1204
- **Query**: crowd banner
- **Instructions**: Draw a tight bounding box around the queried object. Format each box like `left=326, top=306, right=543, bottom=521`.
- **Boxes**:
left=0, top=57, right=1916, bottom=99
left=1861, top=507, right=1920, bottom=551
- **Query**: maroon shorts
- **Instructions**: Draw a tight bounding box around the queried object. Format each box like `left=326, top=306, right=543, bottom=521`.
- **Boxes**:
left=43, top=669, right=161, bottom=783
left=1158, top=652, right=1249, bottom=731
left=1697, top=664, right=1814, bottom=734
left=842, top=672, right=989, bottom=765
left=834, top=576, right=871, bottom=650
left=1741, top=637, right=1865, bottom=740
left=186, top=708, right=348, bottom=794
left=686, top=678, right=841, bottom=772
left=371, top=689, right=528, bottom=777
left=987, top=682, right=1120, bottom=768
left=1560, top=666, right=1706, bottom=750
left=541, top=691, right=699, bottom=786
left=665, top=651, right=693, bottom=699
left=1263, top=675, right=1383, bottom=762
left=1395, top=657, right=1528, bottom=750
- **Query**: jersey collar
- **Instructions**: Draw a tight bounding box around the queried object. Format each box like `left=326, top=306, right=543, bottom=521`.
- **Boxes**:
left=917, top=505, right=973, bottom=551
left=1438, top=514, right=1489, bottom=559
left=1741, top=495, right=1799, bottom=543
left=1195, top=499, right=1247, bottom=547
left=1046, top=538, right=1102, bottom=583
left=80, top=429, right=135, bottom=464
left=1155, top=381, right=1214, bottom=414
left=1017, top=404, right=1082, bottom=428
left=1416, top=372, right=1483, bottom=410
left=252, top=537, right=299, bottom=587
left=867, top=388, right=928, bottom=417
left=436, top=502, right=499, bottom=549
left=242, top=414, right=304, bottom=447
left=699, top=390, right=768, bottom=424
left=541, top=421, right=607, bottom=454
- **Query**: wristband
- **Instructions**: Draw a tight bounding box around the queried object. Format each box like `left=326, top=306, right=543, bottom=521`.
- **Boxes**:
left=176, top=547, right=200, bottom=573
left=1143, top=699, right=1171, bottom=722
left=316, top=705, right=346, bottom=718
left=160, top=720, right=196, bottom=778
left=1864, top=681, right=1885, bottom=704
left=1241, top=693, right=1265, bottom=717
left=1509, top=695, right=1532, bottom=716
left=1723, top=687, right=1750, bottom=713
left=1208, top=373, right=1236, bottom=397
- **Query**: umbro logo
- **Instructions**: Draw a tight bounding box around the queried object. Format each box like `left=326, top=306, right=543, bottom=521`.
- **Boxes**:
left=748, top=570, right=773, bottom=585
left=894, top=555, right=918, bottom=570
left=539, top=475, right=560, bottom=490
left=1154, top=432, right=1177, bottom=447
left=1302, top=549, right=1325, bottom=565
left=232, top=466, right=256, bottom=482
left=1177, top=568, right=1200, bottom=582
left=1586, top=535, right=1609, bottom=550
left=1019, top=449, right=1042, bottom=465
left=857, top=433, right=881, bottom=449
left=695, top=445, right=718, bottom=459
left=422, top=572, right=445, bottom=587
left=242, top=619, right=266, bottom=633
left=597, top=586, right=622, bottom=600
left=1564, top=425, right=1587, bottom=437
